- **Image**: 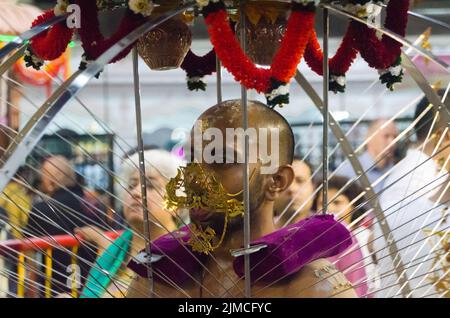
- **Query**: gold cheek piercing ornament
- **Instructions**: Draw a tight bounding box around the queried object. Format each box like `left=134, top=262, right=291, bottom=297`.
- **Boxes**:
left=164, top=162, right=248, bottom=254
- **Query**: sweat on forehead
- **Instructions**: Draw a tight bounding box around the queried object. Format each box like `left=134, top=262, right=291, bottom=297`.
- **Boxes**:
left=193, top=99, right=295, bottom=165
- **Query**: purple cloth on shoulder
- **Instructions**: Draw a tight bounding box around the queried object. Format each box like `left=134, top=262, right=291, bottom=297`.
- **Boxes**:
left=233, top=214, right=352, bottom=283
left=128, top=215, right=352, bottom=286
left=127, top=227, right=206, bottom=286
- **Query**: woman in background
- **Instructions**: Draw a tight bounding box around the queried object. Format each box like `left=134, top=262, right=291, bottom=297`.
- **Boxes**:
left=314, top=176, right=380, bottom=298
left=74, top=148, right=184, bottom=298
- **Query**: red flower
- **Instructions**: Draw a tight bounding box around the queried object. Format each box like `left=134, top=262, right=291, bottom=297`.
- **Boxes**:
left=30, top=10, right=74, bottom=61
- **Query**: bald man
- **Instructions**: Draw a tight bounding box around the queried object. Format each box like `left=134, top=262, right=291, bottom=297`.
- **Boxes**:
left=24, top=156, right=100, bottom=297
left=127, top=100, right=356, bottom=298
left=337, top=119, right=398, bottom=193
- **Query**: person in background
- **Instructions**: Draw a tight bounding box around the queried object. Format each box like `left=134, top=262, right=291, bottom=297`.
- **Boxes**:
left=0, top=167, right=33, bottom=297
left=111, top=144, right=161, bottom=228
left=377, top=91, right=450, bottom=298
left=0, top=166, right=33, bottom=239
left=315, top=176, right=380, bottom=297
left=74, top=149, right=184, bottom=298
left=337, top=119, right=398, bottom=193
left=273, top=156, right=315, bottom=227
left=24, top=155, right=102, bottom=297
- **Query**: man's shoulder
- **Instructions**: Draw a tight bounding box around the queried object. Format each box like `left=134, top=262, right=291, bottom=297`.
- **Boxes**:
left=285, top=259, right=357, bottom=298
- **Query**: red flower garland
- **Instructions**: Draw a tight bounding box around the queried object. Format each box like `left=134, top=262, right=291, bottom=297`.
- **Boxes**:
left=30, top=10, right=74, bottom=61
left=353, top=0, right=409, bottom=70
left=204, top=7, right=315, bottom=94
left=75, top=0, right=146, bottom=63
left=304, top=24, right=359, bottom=77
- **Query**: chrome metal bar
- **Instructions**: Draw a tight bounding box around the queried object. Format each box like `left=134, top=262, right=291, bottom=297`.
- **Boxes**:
left=323, top=3, right=449, bottom=72
left=216, top=56, right=222, bottom=104
left=0, top=14, right=67, bottom=60
left=0, top=4, right=194, bottom=194
left=239, top=0, right=251, bottom=298
left=322, top=7, right=330, bottom=215
left=132, top=47, right=154, bottom=293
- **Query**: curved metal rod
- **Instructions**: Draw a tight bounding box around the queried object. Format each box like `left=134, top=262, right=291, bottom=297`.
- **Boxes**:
left=379, top=3, right=450, bottom=31
left=294, top=70, right=412, bottom=296
left=0, top=3, right=194, bottom=193
left=0, top=14, right=68, bottom=60
left=401, top=52, right=450, bottom=129
left=0, top=69, right=82, bottom=192
left=409, top=11, right=450, bottom=31
left=322, top=3, right=449, bottom=72
left=0, top=46, right=26, bottom=78
left=407, top=10, right=450, bottom=30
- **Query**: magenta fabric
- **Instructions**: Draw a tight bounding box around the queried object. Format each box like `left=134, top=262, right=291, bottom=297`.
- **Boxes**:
left=329, top=236, right=369, bottom=298
left=127, top=227, right=206, bottom=286
left=233, top=214, right=352, bottom=282
left=128, top=215, right=352, bottom=286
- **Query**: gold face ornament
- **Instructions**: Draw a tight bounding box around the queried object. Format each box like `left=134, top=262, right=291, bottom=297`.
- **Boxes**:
left=164, top=162, right=245, bottom=254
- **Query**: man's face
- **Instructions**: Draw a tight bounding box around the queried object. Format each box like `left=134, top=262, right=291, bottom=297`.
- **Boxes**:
left=187, top=136, right=267, bottom=231
left=123, top=169, right=174, bottom=229
left=368, top=122, right=398, bottom=159
left=274, top=160, right=313, bottom=220
left=186, top=115, right=270, bottom=230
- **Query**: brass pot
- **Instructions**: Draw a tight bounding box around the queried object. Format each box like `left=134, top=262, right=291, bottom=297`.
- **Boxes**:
left=137, top=16, right=192, bottom=71
left=236, top=15, right=287, bottom=66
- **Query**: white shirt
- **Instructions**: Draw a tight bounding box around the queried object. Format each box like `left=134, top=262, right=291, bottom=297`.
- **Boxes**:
left=376, top=148, right=449, bottom=298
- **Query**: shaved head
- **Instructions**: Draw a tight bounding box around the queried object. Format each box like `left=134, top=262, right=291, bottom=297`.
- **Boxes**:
left=185, top=99, right=296, bottom=232
left=41, top=155, right=76, bottom=194
left=191, top=99, right=294, bottom=167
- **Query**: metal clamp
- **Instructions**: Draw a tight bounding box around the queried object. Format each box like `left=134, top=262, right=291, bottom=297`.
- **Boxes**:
left=134, top=251, right=164, bottom=265
left=230, top=244, right=267, bottom=258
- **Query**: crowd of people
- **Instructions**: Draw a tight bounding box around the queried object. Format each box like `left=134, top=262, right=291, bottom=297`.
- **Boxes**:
left=0, top=92, right=448, bottom=298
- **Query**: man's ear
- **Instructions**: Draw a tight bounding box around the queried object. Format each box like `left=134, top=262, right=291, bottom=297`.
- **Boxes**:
left=265, top=165, right=294, bottom=201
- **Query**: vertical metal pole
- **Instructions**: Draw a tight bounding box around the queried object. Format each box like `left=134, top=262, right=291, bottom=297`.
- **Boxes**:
left=322, top=8, right=330, bottom=215
left=239, top=0, right=251, bottom=298
left=216, top=56, right=222, bottom=104
left=132, top=47, right=154, bottom=293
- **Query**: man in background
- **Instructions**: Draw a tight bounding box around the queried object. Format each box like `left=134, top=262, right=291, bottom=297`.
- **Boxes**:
left=376, top=92, right=450, bottom=298
left=24, top=155, right=102, bottom=297
left=337, top=118, right=398, bottom=193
